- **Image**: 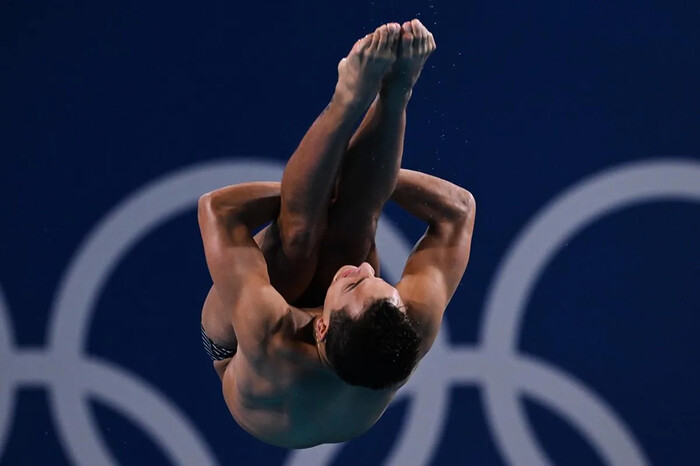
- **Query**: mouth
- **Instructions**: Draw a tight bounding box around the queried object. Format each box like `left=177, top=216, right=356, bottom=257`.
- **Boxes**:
left=335, top=265, right=358, bottom=281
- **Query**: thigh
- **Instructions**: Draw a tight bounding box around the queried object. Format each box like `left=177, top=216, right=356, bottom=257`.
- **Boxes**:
left=311, top=211, right=382, bottom=289
left=322, top=236, right=380, bottom=277
left=322, top=201, right=380, bottom=256
left=200, top=287, right=237, bottom=380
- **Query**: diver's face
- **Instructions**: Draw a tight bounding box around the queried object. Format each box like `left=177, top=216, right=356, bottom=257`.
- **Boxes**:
left=323, top=262, right=403, bottom=321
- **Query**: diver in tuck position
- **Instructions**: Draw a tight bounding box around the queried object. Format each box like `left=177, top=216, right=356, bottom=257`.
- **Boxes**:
left=199, top=19, right=475, bottom=448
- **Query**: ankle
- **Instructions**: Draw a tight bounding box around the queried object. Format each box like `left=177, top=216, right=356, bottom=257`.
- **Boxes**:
left=379, top=85, right=412, bottom=106
left=330, top=88, right=373, bottom=116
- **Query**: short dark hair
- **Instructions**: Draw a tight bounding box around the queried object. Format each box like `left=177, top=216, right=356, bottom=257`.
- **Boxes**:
left=325, top=298, right=422, bottom=390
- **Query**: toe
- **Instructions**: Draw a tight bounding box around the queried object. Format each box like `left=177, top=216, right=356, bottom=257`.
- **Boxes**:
left=401, top=21, right=414, bottom=43
left=378, top=24, right=389, bottom=50
left=428, top=31, right=436, bottom=50
left=388, top=23, right=400, bottom=48
left=357, top=32, right=373, bottom=52
left=412, top=28, right=422, bottom=47
left=370, top=25, right=383, bottom=50
left=411, top=19, right=425, bottom=42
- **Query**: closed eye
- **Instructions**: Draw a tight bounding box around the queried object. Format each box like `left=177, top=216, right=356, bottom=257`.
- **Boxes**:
left=344, top=277, right=366, bottom=293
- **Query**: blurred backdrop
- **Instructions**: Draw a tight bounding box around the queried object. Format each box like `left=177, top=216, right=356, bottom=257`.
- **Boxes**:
left=1, top=0, right=699, bottom=465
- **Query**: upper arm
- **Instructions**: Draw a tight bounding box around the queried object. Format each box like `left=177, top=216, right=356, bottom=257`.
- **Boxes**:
left=198, top=194, right=287, bottom=358
left=396, top=191, right=476, bottom=355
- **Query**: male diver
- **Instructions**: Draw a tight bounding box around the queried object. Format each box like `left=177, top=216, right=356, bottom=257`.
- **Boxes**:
left=199, top=19, right=475, bottom=448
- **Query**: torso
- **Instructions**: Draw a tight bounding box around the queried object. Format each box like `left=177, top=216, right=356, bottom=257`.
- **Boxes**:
left=201, top=218, right=391, bottom=448
left=219, top=308, right=396, bottom=448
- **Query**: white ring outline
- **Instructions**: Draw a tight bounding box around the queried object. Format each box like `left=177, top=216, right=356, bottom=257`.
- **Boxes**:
left=0, top=159, right=448, bottom=466
left=1, top=158, right=695, bottom=465
left=46, top=160, right=292, bottom=465
left=0, top=286, right=15, bottom=459
left=480, top=159, right=699, bottom=466
left=1, top=160, right=296, bottom=465
left=288, top=159, right=699, bottom=465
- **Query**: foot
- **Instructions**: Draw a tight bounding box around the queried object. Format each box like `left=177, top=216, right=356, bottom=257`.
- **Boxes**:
left=334, top=23, right=401, bottom=110
left=382, top=19, right=436, bottom=99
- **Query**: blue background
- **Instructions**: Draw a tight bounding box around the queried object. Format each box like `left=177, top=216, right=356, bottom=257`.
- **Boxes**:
left=1, top=0, right=699, bottom=464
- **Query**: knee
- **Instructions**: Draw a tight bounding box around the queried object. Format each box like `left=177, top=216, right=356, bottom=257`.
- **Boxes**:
left=280, top=221, right=325, bottom=259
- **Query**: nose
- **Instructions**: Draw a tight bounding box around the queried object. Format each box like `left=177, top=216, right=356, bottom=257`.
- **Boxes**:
left=357, top=262, right=375, bottom=277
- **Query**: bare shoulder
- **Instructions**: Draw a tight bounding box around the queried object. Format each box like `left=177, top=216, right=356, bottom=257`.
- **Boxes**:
left=234, top=280, right=291, bottom=359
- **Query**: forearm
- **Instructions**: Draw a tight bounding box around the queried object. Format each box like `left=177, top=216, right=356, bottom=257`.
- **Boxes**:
left=202, top=182, right=281, bottom=230
left=391, top=169, right=473, bottom=225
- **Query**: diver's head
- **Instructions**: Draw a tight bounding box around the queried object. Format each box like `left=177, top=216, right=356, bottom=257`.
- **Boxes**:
left=323, top=262, right=399, bottom=319
left=315, top=263, right=421, bottom=389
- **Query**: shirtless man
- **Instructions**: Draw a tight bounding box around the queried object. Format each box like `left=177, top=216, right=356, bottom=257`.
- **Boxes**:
left=198, top=19, right=475, bottom=448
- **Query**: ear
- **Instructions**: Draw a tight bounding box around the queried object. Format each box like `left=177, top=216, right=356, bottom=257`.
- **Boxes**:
left=316, top=315, right=329, bottom=342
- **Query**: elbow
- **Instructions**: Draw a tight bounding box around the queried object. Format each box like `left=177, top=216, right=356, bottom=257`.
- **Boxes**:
left=199, top=191, right=233, bottom=217
left=453, top=189, right=476, bottom=221
left=198, top=192, right=231, bottom=222
left=197, top=193, right=214, bottom=229
left=198, top=192, right=214, bottom=216
left=198, top=192, right=212, bottom=208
